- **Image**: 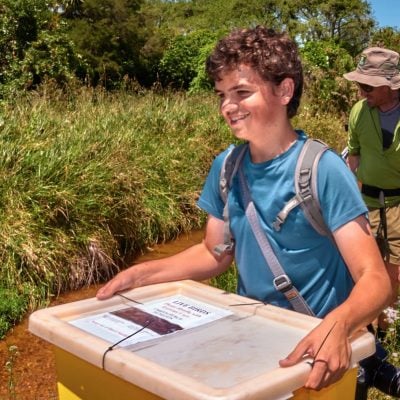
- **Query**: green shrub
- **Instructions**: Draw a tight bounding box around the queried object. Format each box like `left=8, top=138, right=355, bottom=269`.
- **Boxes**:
left=294, top=108, right=348, bottom=152
left=0, top=288, right=29, bottom=337
left=158, top=30, right=218, bottom=89
left=0, top=0, right=84, bottom=97
left=301, top=40, right=356, bottom=115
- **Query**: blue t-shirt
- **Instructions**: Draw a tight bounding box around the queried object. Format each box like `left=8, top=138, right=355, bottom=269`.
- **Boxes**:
left=197, top=131, right=367, bottom=317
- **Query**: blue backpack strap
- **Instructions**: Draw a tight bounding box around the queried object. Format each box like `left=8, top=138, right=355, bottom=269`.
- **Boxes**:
left=213, top=143, right=248, bottom=257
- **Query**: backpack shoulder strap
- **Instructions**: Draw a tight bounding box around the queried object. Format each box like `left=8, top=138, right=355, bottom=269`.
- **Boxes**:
left=296, top=138, right=332, bottom=237
left=219, top=143, right=248, bottom=204
left=238, top=166, right=315, bottom=316
left=213, top=143, right=248, bottom=256
left=273, top=138, right=333, bottom=239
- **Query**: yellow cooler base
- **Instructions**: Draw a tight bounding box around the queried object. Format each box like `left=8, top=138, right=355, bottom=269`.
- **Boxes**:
left=55, top=347, right=357, bottom=400
left=55, top=347, right=162, bottom=400
left=292, top=367, right=357, bottom=399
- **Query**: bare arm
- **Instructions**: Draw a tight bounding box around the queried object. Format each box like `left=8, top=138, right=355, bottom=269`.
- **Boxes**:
left=347, top=154, right=360, bottom=173
left=280, top=215, right=391, bottom=390
left=96, top=215, right=234, bottom=299
left=330, top=215, right=391, bottom=332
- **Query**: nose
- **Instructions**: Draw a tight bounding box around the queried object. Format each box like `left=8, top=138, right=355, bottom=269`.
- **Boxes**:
left=220, top=97, right=238, bottom=113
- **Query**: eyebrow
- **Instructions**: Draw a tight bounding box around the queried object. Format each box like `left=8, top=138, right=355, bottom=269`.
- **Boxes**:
left=232, top=84, right=251, bottom=90
left=214, top=83, right=252, bottom=94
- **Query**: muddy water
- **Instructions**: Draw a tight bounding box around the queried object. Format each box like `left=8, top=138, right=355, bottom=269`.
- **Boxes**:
left=0, top=229, right=204, bottom=400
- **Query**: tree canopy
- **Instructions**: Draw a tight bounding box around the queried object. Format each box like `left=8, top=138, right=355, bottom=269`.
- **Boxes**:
left=0, top=0, right=399, bottom=96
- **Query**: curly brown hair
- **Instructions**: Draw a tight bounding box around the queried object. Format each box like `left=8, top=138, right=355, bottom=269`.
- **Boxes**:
left=206, top=26, right=303, bottom=118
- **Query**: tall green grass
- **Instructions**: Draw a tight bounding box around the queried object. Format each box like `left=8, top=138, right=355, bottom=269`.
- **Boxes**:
left=0, top=83, right=364, bottom=338
left=0, top=85, right=234, bottom=336
left=1, top=84, right=398, bottom=400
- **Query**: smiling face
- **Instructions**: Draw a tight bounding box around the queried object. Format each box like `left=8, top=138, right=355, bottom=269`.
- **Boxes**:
left=215, top=65, right=290, bottom=142
left=206, top=27, right=303, bottom=121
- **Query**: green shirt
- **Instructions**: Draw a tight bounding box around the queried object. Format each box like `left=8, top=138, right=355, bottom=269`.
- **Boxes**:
left=347, top=99, right=400, bottom=208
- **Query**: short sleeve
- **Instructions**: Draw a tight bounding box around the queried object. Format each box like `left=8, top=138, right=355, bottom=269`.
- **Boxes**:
left=317, top=149, right=367, bottom=232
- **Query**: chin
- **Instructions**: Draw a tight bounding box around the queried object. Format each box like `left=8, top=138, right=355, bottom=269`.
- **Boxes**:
left=230, top=127, right=249, bottom=140
left=232, top=132, right=249, bottom=141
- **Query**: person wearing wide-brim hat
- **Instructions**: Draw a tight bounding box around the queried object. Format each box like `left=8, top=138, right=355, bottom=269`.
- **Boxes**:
left=344, top=47, right=400, bottom=91
left=344, top=47, right=400, bottom=398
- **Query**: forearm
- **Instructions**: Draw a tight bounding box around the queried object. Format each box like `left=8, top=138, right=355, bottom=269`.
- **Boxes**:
left=130, top=241, right=232, bottom=288
left=280, top=255, right=390, bottom=390
left=347, top=154, right=360, bottom=173
left=323, top=270, right=391, bottom=338
left=330, top=218, right=392, bottom=336
left=97, top=240, right=233, bottom=299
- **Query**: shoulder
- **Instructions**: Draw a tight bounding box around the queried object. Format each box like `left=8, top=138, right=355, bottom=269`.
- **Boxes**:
left=318, top=147, right=363, bottom=206
left=352, top=99, right=368, bottom=112
left=314, top=145, right=356, bottom=193
left=350, top=99, right=373, bottom=119
left=198, top=145, right=239, bottom=219
left=349, top=100, right=379, bottom=135
left=212, top=143, right=249, bottom=176
left=214, top=144, right=237, bottom=164
left=316, top=147, right=367, bottom=230
left=318, top=147, right=347, bottom=171
left=204, top=144, right=242, bottom=184
left=298, top=136, right=332, bottom=168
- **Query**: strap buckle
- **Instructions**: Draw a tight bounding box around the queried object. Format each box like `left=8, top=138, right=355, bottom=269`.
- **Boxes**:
left=273, top=274, right=293, bottom=293
left=213, top=241, right=235, bottom=257
left=272, top=216, right=283, bottom=231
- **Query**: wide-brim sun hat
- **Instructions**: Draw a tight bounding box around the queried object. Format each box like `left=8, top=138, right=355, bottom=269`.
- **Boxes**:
left=343, top=47, right=400, bottom=90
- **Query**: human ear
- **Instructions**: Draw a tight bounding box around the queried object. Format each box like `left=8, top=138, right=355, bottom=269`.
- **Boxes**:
left=279, top=78, right=294, bottom=105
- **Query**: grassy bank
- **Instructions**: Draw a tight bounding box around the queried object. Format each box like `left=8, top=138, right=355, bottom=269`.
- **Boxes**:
left=0, top=84, right=353, bottom=338
left=1, top=86, right=399, bottom=400
left=0, top=86, right=234, bottom=337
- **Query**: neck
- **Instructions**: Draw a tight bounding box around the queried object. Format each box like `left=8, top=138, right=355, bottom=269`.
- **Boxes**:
left=249, top=128, right=298, bottom=163
left=379, top=93, right=400, bottom=113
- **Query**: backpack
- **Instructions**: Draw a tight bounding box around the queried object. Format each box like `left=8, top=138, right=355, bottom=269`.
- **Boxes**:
left=214, top=138, right=333, bottom=257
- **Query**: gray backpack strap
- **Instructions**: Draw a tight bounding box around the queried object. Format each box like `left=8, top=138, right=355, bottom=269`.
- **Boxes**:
left=238, top=167, right=315, bottom=316
left=297, top=139, right=332, bottom=237
left=273, top=139, right=333, bottom=240
left=213, top=143, right=248, bottom=257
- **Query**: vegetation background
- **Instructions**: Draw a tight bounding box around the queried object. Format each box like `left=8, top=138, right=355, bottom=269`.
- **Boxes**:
left=0, top=1, right=399, bottom=398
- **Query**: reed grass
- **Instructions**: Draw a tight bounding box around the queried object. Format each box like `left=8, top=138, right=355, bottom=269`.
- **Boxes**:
left=0, top=85, right=398, bottom=400
left=0, top=84, right=233, bottom=336
left=0, top=83, right=378, bottom=340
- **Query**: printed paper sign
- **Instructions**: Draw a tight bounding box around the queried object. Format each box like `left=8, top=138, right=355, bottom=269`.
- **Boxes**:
left=69, top=295, right=233, bottom=347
